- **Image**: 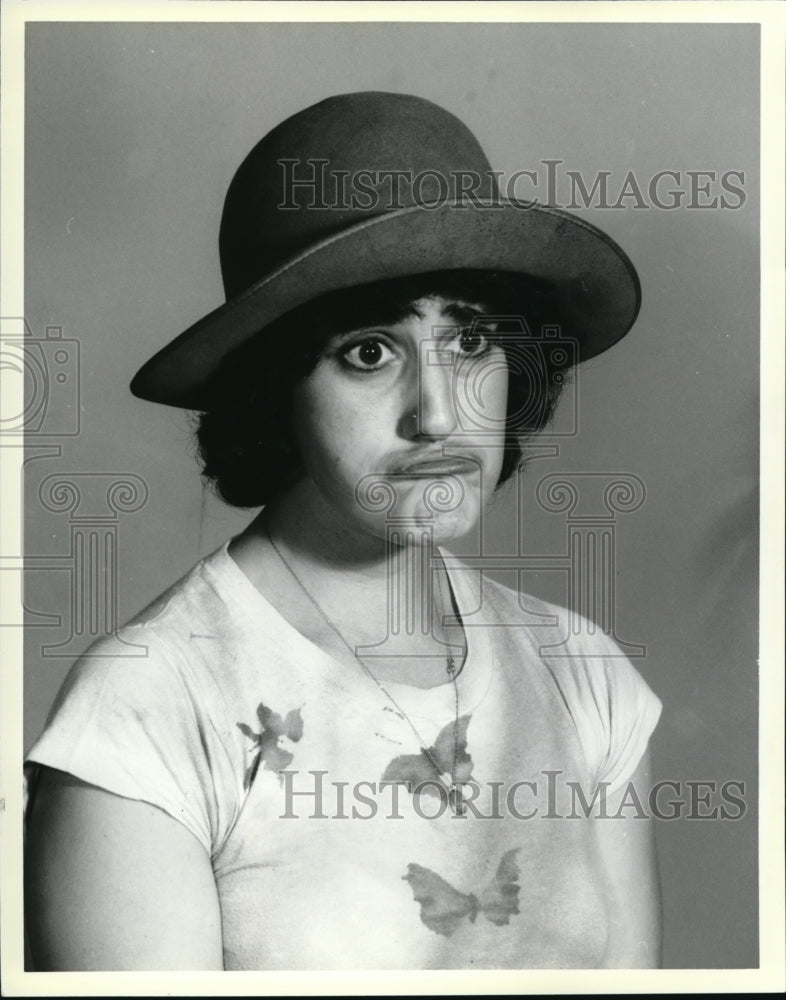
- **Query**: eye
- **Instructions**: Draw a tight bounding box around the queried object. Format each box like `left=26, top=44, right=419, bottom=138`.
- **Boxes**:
left=456, top=325, right=492, bottom=357
left=341, top=336, right=396, bottom=371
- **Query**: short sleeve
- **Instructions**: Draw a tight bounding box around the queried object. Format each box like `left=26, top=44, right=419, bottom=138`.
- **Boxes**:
left=543, top=630, right=662, bottom=795
left=24, top=629, right=236, bottom=855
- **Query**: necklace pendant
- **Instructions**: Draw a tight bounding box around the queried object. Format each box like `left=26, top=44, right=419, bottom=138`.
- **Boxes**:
left=449, top=783, right=467, bottom=817
left=446, top=654, right=455, bottom=677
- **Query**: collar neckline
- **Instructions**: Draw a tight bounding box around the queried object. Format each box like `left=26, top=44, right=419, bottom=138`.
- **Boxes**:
left=208, top=539, right=494, bottom=716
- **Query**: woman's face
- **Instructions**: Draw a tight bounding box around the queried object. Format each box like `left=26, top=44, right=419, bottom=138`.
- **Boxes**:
left=290, top=296, right=509, bottom=546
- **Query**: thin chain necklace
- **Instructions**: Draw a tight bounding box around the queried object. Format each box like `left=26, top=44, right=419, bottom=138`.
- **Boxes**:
left=263, top=521, right=466, bottom=796
left=434, top=561, right=463, bottom=793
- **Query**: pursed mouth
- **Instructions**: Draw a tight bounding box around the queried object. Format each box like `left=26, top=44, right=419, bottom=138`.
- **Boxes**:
left=389, top=456, right=481, bottom=477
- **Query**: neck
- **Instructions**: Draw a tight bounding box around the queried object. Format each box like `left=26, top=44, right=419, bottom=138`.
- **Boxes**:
left=230, top=480, right=467, bottom=688
left=256, top=477, right=455, bottom=617
left=254, top=478, right=423, bottom=584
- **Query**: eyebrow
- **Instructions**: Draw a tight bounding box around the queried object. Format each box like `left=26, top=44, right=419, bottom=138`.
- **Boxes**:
left=333, top=299, right=491, bottom=334
left=437, top=302, right=490, bottom=324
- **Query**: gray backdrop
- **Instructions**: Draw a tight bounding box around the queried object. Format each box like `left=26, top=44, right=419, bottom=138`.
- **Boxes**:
left=22, top=21, right=759, bottom=969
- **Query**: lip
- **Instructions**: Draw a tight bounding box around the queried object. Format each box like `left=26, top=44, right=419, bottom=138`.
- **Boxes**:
left=390, top=455, right=481, bottom=477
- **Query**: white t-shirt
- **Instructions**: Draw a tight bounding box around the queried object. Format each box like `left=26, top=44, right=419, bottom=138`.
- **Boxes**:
left=26, top=542, right=661, bottom=969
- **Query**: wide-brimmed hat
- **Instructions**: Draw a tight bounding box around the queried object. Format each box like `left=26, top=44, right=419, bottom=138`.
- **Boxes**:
left=130, top=91, right=641, bottom=409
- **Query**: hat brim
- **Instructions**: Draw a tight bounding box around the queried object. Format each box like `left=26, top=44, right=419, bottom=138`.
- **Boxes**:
left=130, top=200, right=641, bottom=409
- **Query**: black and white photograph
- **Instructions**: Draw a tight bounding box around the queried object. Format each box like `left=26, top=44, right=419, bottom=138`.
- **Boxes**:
left=1, top=0, right=783, bottom=993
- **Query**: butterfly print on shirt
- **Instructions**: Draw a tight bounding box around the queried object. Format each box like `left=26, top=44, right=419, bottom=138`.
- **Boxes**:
left=237, top=701, right=303, bottom=788
left=381, top=714, right=474, bottom=811
left=403, top=848, right=521, bottom=936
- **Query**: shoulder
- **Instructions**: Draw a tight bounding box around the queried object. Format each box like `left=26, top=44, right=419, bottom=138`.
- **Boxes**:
left=449, top=559, right=662, bottom=778
left=116, top=543, right=237, bottom=647
left=36, top=544, right=252, bottom=776
left=468, top=566, right=649, bottom=674
left=486, top=581, right=663, bottom=793
left=26, top=548, right=249, bottom=853
left=41, top=550, right=221, bottom=708
left=66, top=541, right=261, bottom=693
left=454, top=561, right=629, bottom=662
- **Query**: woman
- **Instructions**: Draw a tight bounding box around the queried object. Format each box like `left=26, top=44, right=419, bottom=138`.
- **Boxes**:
left=24, top=92, right=662, bottom=970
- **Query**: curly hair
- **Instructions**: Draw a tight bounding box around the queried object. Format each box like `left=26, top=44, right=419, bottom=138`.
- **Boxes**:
left=195, top=270, right=574, bottom=508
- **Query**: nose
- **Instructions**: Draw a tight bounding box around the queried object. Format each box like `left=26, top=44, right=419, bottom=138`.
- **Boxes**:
left=405, top=351, right=458, bottom=440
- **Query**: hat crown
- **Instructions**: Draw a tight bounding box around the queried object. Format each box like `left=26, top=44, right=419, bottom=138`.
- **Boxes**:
left=219, top=91, right=495, bottom=298
left=131, top=91, right=641, bottom=409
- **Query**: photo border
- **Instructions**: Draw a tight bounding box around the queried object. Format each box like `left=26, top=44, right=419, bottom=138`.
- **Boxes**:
left=1, top=1, right=783, bottom=994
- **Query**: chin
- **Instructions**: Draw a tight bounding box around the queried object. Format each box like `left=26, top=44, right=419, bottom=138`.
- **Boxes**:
left=345, top=472, right=494, bottom=547
left=429, top=515, right=478, bottom=545
left=409, top=497, right=484, bottom=544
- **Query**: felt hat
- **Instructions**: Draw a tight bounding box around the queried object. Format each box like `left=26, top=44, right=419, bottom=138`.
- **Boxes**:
left=130, top=91, right=641, bottom=409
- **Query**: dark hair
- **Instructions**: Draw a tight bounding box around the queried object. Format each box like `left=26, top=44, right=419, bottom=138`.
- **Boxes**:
left=195, top=270, right=574, bottom=507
